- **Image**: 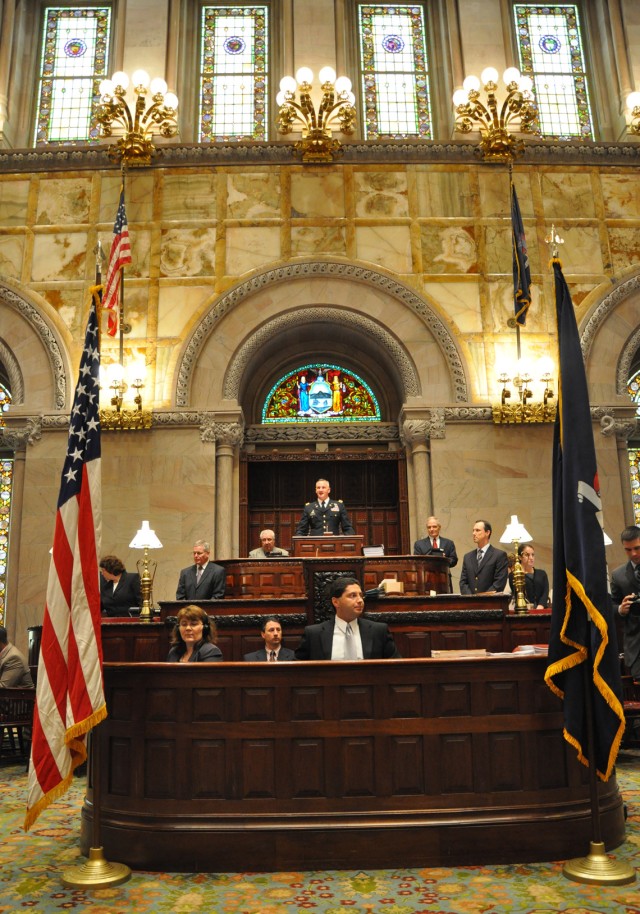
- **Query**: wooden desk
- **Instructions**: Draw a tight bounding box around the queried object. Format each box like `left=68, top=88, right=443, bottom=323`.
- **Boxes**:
left=292, top=534, right=364, bottom=556
left=81, top=657, right=625, bottom=872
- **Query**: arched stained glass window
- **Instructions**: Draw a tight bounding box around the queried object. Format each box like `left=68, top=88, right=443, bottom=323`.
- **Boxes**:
left=0, top=382, right=10, bottom=424
left=262, top=365, right=381, bottom=423
left=629, top=369, right=640, bottom=526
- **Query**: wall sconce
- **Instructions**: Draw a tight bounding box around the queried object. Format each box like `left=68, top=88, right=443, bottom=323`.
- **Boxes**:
left=100, top=361, right=152, bottom=431
left=625, top=92, right=640, bottom=135
left=499, top=515, right=532, bottom=615
left=276, top=66, right=356, bottom=162
left=493, top=358, right=556, bottom=425
left=98, top=70, right=179, bottom=167
left=452, top=67, right=538, bottom=162
left=129, top=520, right=163, bottom=623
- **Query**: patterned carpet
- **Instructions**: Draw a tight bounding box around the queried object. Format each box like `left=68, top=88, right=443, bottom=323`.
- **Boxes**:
left=1, top=750, right=639, bottom=913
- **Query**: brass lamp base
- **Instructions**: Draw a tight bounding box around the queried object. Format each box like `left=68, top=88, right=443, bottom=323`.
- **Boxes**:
left=563, top=841, right=635, bottom=886
left=62, top=846, right=131, bottom=888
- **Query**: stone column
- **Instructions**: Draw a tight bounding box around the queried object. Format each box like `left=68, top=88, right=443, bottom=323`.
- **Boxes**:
left=0, top=417, right=42, bottom=642
left=0, top=1, right=15, bottom=147
left=208, top=421, right=244, bottom=559
left=401, top=420, right=432, bottom=543
left=610, top=418, right=639, bottom=528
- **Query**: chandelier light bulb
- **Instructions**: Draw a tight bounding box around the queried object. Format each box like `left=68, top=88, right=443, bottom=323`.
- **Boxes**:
left=131, top=69, right=150, bottom=90
left=518, top=75, right=534, bottom=94
left=627, top=91, right=640, bottom=110
left=481, top=67, right=499, bottom=86
left=163, top=92, right=179, bottom=109
left=149, top=77, right=168, bottom=97
left=346, top=91, right=356, bottom=107
left=503, top=67, right=521, bottom=85
left=462, top=74, right=480, bottom=93
left=275, top=90, right=286, bottom=106
left=452, top=88, right=469, bottom=107
left=279, top=75, right=297, bottom=94
left=319, top=66, right=336, bottom=85
left=111, top=71, right=129, bottom=91
left=295, top=67, right=314, bottom=86
left=99, top=79, right=114, bottom=98
left=334, top=76, right=352, bottom=95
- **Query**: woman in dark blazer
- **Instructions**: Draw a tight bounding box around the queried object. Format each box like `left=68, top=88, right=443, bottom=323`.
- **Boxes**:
left=99, top=555, right=141, bottom=616
left=509, top=544, right=549, bottom=609
left=167, top=605, right=223, bottom=663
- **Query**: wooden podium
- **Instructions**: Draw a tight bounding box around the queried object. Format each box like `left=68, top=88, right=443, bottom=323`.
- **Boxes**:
left=292, top=534, right=364, bottom=557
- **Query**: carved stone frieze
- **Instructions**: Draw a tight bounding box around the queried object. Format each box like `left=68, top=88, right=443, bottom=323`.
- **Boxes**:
left=443, top=406, right=493, bottom=422
left=244, top=422, right=399, bottom=443
left=400, top=419, right=430, bottom=446
left=580, top=274, right=640, bottom=381
left=1, top=284, right=66, bottom=409
left=591, top=408, right=638, bottom=440
left=0, top=416, right=42, bottom=451
left=3, top=140, right=640, bottom=174
left=177, top=262, right=468, bottom=406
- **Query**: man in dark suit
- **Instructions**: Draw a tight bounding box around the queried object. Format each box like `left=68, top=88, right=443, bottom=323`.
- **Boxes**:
left=459, top=519, right=509, bottom=595
left=611, top=525, right=640, bottom=679
left=99, top=555, right=141, bottom=616
left=244, top=616, right=296, bottom=661
left=295, top=576, right=401, bottom=660
left=176, top=539, right=225, bottom=600
left=295, top=478, right=355, bottom=536
left=413, top=515, right=458, bottom=567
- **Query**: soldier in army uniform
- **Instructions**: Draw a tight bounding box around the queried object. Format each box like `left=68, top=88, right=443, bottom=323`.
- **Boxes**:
left=295, top=479, right=355, bottom=536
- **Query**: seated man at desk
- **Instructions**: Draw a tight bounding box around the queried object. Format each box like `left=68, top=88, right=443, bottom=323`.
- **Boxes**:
left=176, top=540, right=225, bottom=601
left=413, top=515, right=458, bottom=567
left=249, top=529, right=289, bottom=558
left=459, top=520, right=509, bottom=595
left=244, top=617, right=296, bottom=662
left=295, top=478, right=355, bottom=536
left=295, top=576, right=401, bottom=660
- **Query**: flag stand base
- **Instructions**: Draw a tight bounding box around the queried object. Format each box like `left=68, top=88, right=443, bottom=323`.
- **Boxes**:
left=62, top=846, right=131, bottom=888
left=562, top=841, right=635, bottom=885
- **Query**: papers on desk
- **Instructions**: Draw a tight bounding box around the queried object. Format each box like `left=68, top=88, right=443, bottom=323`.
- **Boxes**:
left=363, top=544, right=384, bottom=556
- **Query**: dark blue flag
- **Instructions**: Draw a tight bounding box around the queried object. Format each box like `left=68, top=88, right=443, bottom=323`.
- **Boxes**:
left=544, top=259, right=624, bottom=781
left=511, top=182, right=531, bottom=326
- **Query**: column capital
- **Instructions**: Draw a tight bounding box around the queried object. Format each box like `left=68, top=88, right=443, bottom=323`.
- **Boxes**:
left=0, top=416, right=42, bottom=452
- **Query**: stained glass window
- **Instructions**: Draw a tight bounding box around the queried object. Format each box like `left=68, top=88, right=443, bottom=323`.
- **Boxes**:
left=513, top=4, right=593, bottom=139
left=199, top=5, right=268, bottom=141
left=0, top=382, right=9, bottom=425
left=357, top=4, right=432, bottom=139
left=263, top=365, right=381, bottom=423
left=0, top=458, right=12, bottom=626
left=34, top=6, right=111, bottom=145
left=629, top=369, right=640, bottom=526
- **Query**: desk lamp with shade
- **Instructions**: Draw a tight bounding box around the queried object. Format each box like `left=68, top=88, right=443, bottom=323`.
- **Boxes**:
left=499, top=515, right=533, bottom=614
left=129, top=520, right=162, bottom=622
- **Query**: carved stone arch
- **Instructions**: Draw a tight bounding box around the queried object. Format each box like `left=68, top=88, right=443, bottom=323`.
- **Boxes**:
left=222, top=307, right=420, bottom=404
left=0, top=281, right=68, bottom=410
left=580, top=272, right=640, bottom=397
left=0, top=337, right=24, bottom=404
left=176, top=260, right=468, bottom=407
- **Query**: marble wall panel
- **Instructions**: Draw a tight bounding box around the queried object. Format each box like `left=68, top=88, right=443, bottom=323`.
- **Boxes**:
left=160, top=227, right=217, bottom=276
left=290, top=172, right=345, bottom=218
left=416, top=170, right=473, bottom=217
left=97, top=228, right=150, bottom=278
left=35, top=177, right=92, bottom=225
left=486, top=281, right=549, bottom=334
left=0, top=180, right=30, bottom=225
left=0, top=235, right=24, bottom=280
left=478, top=173, right=533, bottom=219
left=550, top=226, right=603, bottom=274
left=355, top=225, right=412, bottom=273
left=225, top=225, right=281, bottom=274
left=291, top=225, right=346, bottom=256
left=162, top=173, right=218, bottom=221
left=483, top=223, right=540, bottom=276
left=600, top=174, right=640, bottom=218
left=38, top=286, right=87, bottom=342
left=31, top=232, right=89, bottom=281
left=227, top=172, right=281, bottom=219
left=607, top=227, right=640, bottom=273
left=354, top=171, right=409, bottom=217
left=423, top=280, right=482, bottom=333
left=158, top=284, right=213, bottom=337
left=421, top=224, right=478, bottom=273
left=541, top=173, right=596, bottom=219
left=98, top=172, right=155, bottom=224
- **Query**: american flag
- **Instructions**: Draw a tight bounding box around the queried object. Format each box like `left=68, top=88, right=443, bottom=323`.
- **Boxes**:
left=102, top=189, right=131, bottom=336
left=25, top=296, right=106, bottom=830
